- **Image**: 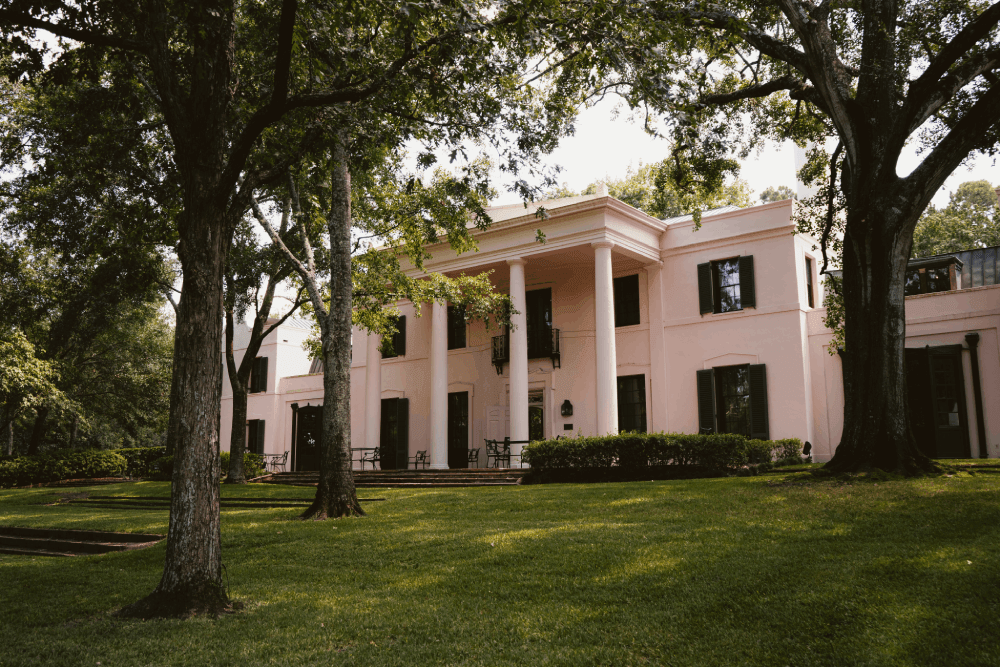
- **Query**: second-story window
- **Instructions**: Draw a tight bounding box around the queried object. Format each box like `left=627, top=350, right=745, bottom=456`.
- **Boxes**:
left=447, top=305, right=466, bottom=350
left=249, top=356, right=268, bottom=393
left=806, top=256, right=815, bottom=308
left=713, top=258, right=742, bottom=312
left=380, top=315, right=406, bottom=358
left=613, top=274, right=641, bottom=326
left=697, top=256, right=756, bottom=315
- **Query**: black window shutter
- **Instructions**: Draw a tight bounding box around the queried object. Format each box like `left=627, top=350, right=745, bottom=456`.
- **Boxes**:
left=740, top=255, right=756, bottom=308
left=256, top=420, right=266, bottom=455
left=696, top=369, right=716, bottom=433
left=258, top=357, right=268, bottom=393
left=249, top=358, right=258, bottom=393
left=397, top=398, right=409, bottom=467
left=697, top=263, right=713, bottom=315
left=748, top=364, right=769, bottom=440
left=247, top=420, right=256, bottom=453
left=395, top=316, right=407, bottom=357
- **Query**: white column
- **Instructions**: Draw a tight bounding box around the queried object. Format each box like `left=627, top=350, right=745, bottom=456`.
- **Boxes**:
left=364, top=331, right=382, bottom=453
left=646, top=261, right=668, bottom=432
left=593, top=241, right=619, bottom=435
left=507, top=258, right=529, bottom=459
left=429, top=300, right=449, bottom=469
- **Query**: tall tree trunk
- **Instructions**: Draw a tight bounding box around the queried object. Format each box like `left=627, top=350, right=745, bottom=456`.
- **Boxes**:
left=225, top=310, right=249, bottom=484
left=5, top=421, right=12, bottom=456
left=68, top=415, right=79, bottom=448
left=302, top=138, right=364, bottom=519
left=25, top=406, right=49, bottom=455
left=119, top=200, right=232, bottom=617
left=826, top=207, right=936, bottom=474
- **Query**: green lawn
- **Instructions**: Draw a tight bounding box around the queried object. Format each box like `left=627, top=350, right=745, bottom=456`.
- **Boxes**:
left=2, top=470, right=999, bottom=666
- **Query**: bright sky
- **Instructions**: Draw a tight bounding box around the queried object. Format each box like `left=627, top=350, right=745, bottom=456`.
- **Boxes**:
left=489, top=97, right=999, bottom=209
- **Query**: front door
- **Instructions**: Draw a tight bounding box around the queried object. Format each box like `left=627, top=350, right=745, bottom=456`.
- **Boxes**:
left=380, top=398, right=409, bottom=469
left=906, top=346, right=970, bottom=458
left=448, top=392, right=469, bottom=468
left=294, top=406, right=322, bottom=471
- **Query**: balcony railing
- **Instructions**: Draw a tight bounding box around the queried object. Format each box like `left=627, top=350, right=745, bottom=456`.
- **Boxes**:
left=491, top=327, right=561, bottom=374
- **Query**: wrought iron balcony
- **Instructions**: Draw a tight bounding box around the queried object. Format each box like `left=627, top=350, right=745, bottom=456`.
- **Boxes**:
left=491, top=327, right=561, bottom=374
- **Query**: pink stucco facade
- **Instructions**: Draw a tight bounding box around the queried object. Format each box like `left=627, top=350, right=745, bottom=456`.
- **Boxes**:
left=221, top=194, right=1000, bottom=468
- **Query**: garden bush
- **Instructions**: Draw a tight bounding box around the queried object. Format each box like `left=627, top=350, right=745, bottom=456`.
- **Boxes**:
left=220, top=451, right=265, bottom=480
left=0, top=449, right=128, bottom=488
left=116, top=447, right=168, bottom=477
left=521, top=432, right=805, bottom=477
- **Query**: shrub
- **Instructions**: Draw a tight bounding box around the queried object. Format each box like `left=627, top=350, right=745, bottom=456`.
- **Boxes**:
left=220, top=451, right=265, bottom=479
left=521, top=432, right=806, bottom=476
left=149, top=455, right=173, bottom=481
left=116, top=447, right=168, bottom=477
left=0, top=449, right=128, bottom=488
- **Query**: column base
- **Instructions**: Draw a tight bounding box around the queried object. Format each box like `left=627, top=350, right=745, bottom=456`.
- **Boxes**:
left=429, top=462, right=449, bottom=470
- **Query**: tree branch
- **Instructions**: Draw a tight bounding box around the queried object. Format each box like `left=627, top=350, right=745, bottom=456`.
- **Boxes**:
left=912, top=2, right=1000, bottom=94
left=901, top=47, right=1000, bottom=137
left=903, top=81, right=1000, bottom=217
left=699, top=74, right=803, bottom=105
left=0, top=9, right=147, bottom=53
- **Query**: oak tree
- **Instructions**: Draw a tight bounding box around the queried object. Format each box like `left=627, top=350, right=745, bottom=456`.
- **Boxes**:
left=558, top=0, right=1000, bottom=473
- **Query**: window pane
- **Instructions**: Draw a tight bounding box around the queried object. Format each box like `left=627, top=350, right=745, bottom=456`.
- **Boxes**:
left=613, top=274, right=641, bottom=327
left=712, top=258, right=742, bottom=313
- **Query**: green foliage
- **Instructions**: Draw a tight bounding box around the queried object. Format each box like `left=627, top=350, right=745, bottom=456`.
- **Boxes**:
left=912, top=180, right=1000, bottom=258
left=0, top=449, right=127, bottom=488
left=759, top=185, right=796, bottom=203
left=148, top=455, right=173, bottom=481
left=0, top=327, right=60, bottom=432
left=220, top=451, right=265, bottom=480
left=522, top=432, right=804, bottom=475
left=115, top=447, right=168, bottom=478
left=575, top=158, right=751, bottom=221
left=822, top=275, right=846, bottom=354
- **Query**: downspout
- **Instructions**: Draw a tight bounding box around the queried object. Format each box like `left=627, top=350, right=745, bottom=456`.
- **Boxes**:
left=964, top=333, right=988, bottom=458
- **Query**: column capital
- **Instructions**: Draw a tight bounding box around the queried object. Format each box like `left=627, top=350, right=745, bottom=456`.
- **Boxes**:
left=645, top=260, right=664, bottom=271
left=506, top=257, right=526, bottom=267
left=591, top=240, right=615, bottom=250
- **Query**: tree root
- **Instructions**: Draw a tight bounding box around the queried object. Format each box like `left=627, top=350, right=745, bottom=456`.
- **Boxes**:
left=300, top=497, right=365, bottom=520
left=115, top=583, right=238, bottom=620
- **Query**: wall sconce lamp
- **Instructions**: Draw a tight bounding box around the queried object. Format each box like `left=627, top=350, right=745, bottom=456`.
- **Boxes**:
left=561, top=400, right=573, bottom=417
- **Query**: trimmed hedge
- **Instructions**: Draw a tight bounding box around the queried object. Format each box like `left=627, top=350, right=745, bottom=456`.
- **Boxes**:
left=0, top=450, right=128, bottom=488
left=117, top=447, right=168, bottom=477
left=521, top=432, right=805, bottom=478
left=0, top=447, right=270, bottom=487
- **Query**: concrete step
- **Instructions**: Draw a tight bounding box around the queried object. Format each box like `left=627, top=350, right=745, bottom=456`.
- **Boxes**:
left=0, top=526, right=165, bottom=557
left=263, top=468, right=527, bottom=488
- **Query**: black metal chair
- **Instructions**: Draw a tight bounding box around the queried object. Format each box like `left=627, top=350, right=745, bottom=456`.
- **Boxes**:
left=486, top=439, right=510, bottom=468
left=360, top=447, right=382, bottom=470
left=409, top=449, right=429, bottom=469
left=467, top=447, right=480, bottom=468
left=265, top=451, right=288, bottom=473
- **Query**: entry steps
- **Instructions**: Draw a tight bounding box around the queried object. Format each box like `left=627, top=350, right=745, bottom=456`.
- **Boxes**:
left=0, top=526, right=164, bottom=557
left=265, top=468, right=528, bottom=488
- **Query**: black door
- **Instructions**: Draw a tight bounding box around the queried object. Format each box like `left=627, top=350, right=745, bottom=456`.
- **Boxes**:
left=617, top=374, right=648, bottom=433
left=380, top=398, right=409, bottom=470
left=294, top=406, right=322, bottom=471
left=906, top=346, right=970, bottom=458
left=448, top=392, right=469, bottom=468
left=526, top=288, right=553, bottom=358
left=905, top=349, right=936, bottom=457
left=529, top=405, right=544, bottom=442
